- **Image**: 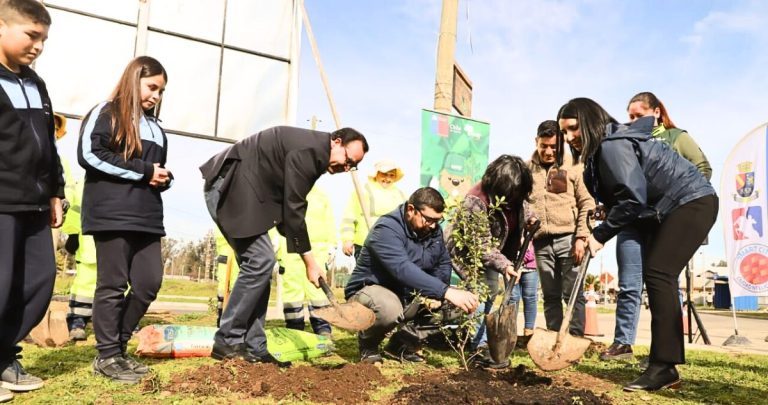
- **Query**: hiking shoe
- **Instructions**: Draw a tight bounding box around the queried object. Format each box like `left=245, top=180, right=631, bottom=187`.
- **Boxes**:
left=358, top=335, right=383, bottom=364
left=1, top=358, right=44, bottom=391
left=122, top=354, right=149, bottom=375
left=241, top=351, right=292, bottom=368
left=0, top=387, right=12, bottom=403
left=211, top=342, right=245, bottom=361
left=69, top=328, right=87, bottom=341
left=92, top=356, right=142, bottom=384
left=360, top=351, right=383, bottom=364
left=600, top=343, right=634, bottom=361
left=382, top=344, right=425, bottom=363
left=471, top=347, right=509, bottom=369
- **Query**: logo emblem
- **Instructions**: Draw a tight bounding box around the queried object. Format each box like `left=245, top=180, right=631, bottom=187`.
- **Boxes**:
left=733, top=244, right=768, bottom=293
left=734, top=161, right=759, bottom=202
left=732, top=207, right=763, bottom=240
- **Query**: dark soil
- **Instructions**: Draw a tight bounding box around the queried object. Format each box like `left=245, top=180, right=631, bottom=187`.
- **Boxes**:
left=391, top=364, right=613, bottom=405
left=149, top=359, right=386, bottom=404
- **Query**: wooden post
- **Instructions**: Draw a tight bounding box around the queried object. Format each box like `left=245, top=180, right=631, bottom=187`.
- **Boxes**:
left=300, top=0, right=373, bottom=230
left=433, top=0, right=459, bottom=113
left=222, top=255, right=233, bottom=311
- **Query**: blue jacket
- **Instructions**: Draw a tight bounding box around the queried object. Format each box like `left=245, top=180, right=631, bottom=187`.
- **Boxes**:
left=78, top=101, right=169, bottom=235
left=585, top=116, right=716, bottom=244
left=344, top=204, right=452, bottom=303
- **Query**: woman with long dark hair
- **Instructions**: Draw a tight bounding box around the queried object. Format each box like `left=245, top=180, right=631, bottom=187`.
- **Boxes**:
left=557, top=98, right=717, bottom=392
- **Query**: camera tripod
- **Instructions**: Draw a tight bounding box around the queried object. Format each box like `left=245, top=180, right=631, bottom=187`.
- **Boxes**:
left=685, top=263, right=710, bottom=345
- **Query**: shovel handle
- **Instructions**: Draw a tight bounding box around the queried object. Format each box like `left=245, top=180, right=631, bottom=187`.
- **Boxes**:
left=501, top=219, right=541, bottom=303
left=556, top=246, right=592, bottom=347
left=318, top=277, right=338, bottom=305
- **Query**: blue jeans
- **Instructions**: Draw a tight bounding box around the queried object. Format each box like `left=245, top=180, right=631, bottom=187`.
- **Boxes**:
left=613, top=226, right=644, bottom=345
left=508, top=270, right=539, bottom=330
left=471, top=270, right=501, bottom=349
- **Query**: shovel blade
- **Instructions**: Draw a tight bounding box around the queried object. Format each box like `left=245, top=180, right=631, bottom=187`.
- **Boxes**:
left=314, top=302, right=375, bottom=332
left=485, top=303, right=518, bottom=364
left=527, top=327, right=592, bottom=371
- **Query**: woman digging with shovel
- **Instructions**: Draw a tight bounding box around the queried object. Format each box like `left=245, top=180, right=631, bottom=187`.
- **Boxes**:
left=446, top=154, right=535, bottom=368
left=556, top=98, right=718, bottom=392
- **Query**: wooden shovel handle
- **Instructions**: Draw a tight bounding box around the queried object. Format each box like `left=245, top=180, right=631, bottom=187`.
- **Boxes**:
left=318, top=277, right=338, bottom=305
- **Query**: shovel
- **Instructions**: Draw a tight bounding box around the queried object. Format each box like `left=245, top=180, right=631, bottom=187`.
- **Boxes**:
left=527, top=246, right=593, bottom=371
left=485, top=219, right=540, bottom=364
left=313, top=278, right=376, bottom=332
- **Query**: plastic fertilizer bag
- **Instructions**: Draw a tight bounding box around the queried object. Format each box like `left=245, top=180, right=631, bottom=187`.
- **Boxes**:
left=135, top=325, right=334, bottom=361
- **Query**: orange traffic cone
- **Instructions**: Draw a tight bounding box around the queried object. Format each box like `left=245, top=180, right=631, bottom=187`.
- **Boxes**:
left=584, top=292, right=603, bottom=337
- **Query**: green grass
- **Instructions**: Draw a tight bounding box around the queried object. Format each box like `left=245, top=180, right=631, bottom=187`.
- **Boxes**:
left=54, top=275, right=218, bottom=299
left=11, top=308, right=768, bottom=404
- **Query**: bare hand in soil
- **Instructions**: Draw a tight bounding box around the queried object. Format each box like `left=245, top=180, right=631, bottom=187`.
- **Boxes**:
left=444, top=287, right=479, bottom=313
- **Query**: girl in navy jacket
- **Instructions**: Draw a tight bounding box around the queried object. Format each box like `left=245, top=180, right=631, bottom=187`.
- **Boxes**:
left=77, top=56, right=171, bottom=384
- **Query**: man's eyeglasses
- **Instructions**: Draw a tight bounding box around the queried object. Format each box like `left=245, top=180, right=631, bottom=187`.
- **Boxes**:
left=343, top=147, right=358, bottom=171
left=418, top=209, right=444, bottom=226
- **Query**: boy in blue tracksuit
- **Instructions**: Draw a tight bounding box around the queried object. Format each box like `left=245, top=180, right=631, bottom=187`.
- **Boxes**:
left=0, top=1, right=63, bottom=399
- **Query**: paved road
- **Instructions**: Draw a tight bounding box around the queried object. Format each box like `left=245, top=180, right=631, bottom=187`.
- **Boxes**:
left=587, top=305, right=768, bottom=355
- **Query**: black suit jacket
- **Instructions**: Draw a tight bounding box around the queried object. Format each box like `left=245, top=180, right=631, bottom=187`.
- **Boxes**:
left=200, top=126, right=331, bottom=253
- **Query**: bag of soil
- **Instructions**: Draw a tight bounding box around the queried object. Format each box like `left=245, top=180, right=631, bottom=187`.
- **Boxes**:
left=135, top=325, right=334, bottom=361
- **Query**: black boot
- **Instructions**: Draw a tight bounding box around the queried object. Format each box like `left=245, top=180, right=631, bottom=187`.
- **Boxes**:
left=358, top=335, right=383, bottom=364
left=624, top=362, right=681, bottom=392
left=383, top=334, right=424, bottom=363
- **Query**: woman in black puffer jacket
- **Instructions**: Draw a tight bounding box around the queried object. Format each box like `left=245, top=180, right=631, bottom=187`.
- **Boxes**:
left=557, top=97, right=717, bottom=392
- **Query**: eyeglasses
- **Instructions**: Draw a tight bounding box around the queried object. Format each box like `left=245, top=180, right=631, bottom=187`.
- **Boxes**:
left=418, top=209, right=444, bottom=226
left=343, top=148, right=358, bottom=171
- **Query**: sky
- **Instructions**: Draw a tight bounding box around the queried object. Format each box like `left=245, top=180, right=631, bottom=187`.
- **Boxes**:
left=54, top=0, right=768, bottom=277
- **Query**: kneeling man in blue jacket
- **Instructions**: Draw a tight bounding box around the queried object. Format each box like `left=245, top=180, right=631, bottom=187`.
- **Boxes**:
left=344, top=187, right=479, bottom=363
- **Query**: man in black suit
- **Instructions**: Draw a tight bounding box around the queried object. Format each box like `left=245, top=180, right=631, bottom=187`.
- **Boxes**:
left=200, top=126, right=368, bottom=367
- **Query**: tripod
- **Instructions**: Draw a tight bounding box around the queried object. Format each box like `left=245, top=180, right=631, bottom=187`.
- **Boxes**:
left=685, top=263, right=710, bottom=345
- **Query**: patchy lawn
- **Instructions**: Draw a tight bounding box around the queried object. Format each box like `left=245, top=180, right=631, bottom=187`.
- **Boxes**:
left=10, top=309, right=768, bottom=404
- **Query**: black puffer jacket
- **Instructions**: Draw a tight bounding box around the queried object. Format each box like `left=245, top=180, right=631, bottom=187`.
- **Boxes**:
left=0, top=64, right=64, bottom=212
left=585, top=116, right=716, bottom=244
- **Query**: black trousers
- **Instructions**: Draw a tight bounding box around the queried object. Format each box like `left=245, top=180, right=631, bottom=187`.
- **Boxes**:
left=92, top=232, right=162, bottom=358
left=0, top=212, right=56, bottom=362
left=642, top=194, right=718, bottom=364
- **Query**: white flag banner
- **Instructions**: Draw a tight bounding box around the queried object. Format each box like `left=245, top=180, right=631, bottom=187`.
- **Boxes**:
left=721, top=123, right=768, bottom=297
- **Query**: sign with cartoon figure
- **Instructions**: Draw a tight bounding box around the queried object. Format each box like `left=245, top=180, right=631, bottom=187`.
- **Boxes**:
left=420, top=109, right=490, bottom=205
left=721, top=123, right=768, bottom=296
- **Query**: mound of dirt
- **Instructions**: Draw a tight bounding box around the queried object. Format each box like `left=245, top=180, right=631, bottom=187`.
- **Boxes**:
left=151, top=360, right=385, bottom=404
left=392, top=364, right=612, bottom=405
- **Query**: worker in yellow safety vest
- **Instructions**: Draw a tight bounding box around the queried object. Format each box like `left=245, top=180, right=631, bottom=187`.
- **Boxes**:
left=276, top=186, right=336, bottom=336
left=340, top=160, right=406, bottom=259
left=214, top=227, right=240, bottom=327
left=62, top=176, right=98, bottom=341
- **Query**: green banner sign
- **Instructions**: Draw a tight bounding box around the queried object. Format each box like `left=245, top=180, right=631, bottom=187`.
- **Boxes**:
left=420, top=109, right=490, bottom=204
